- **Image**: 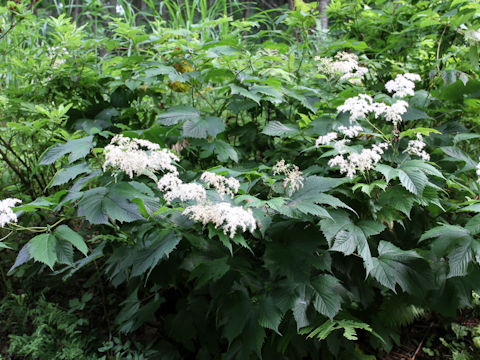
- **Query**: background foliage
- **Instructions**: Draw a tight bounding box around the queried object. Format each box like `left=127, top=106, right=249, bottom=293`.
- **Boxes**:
left=1, top=0, right=480, bottom=359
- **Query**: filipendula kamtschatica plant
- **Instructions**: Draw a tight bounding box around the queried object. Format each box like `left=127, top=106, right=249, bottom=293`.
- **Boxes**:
left=7, top=44, right=480, bottom=359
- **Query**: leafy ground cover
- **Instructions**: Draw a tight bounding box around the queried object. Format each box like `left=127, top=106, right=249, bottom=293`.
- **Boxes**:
left=2, top=0, right=480, bottom=358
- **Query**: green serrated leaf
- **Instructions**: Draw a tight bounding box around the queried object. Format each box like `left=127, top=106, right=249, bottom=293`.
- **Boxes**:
left=50, top=162, right=91, bottom=187
left=77, top=186, right=144, bottom=225
left=28, top=233, right=58, bottom=270
left=310, top=275, right=343, bottom=319
left=182, top=116, right=225, bottom=139
left=157, top=105, right=200, bottom=125
left=40, top=136, right=94, bottom=165
left=371, top=241, right=422, bottom=292
left=262, top=121, right=299, bottom=138
left=54, top=225, right=88, bottom=255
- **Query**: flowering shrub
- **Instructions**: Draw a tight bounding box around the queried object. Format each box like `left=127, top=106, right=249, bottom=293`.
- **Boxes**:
left=2, top=0, right=480, bottom=358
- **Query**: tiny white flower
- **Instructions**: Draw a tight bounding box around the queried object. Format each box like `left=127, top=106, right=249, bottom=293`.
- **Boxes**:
left=404, top=133, right=430, bottom=161
left=315, top=132, right=338, bottom=147
left=337, top=94, right=374, bottom=122
left=0, top=198, right=21, bottom=228
left=385, top=73, right=421, bottom=98
left=328, top=142, right=387, bottom=179
left=272, top=160, right=304, bottom=196
left=465, top=29, right=480, bottom=44
left=163, top=183, right=207, bottom=204
left=334, top=139, right=350, bottom=154
left=200, top=172, right=240, bottom=199
left=338, top=125, right=363, bottom=138
left=317, top=52, right=368, bottom=82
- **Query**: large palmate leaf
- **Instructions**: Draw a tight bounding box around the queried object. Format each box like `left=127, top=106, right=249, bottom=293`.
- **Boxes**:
left=370, top=241, right=422, bottom=293
left=182, top=116, right=225, bottom=139
left=280, top=176, right=351, bottom=219
left=376, top=161, right=440, bottom=195
left=40, top=136, right=94, bottom=164
left=77, top=184, right=144, bottom=225
left=420, top=224, right=474, bottom=278
left=320, top=211, right=383, bottom=273
left=157, top=105, right=200, bottom=125
left=50, top=162, right=91, bottom=187
left=131, top=231, right=181, bottom=278
left=262, top=121, right=299, bottom=138
left=214, top=140, right=238, bottom=162
left=230, top=84, right=261, bottom=104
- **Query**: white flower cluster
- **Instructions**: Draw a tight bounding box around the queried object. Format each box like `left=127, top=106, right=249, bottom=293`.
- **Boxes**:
left=465, top=29, right=480, bottom=44
left=371, top=100, right=409, bottom=126
left=476, top=162, right=480, bottom=183
left=315, top=52, right=368, bottom=83
left=404, top=133, right=430, bottom=161
left=338, top=125, right=363, bottom=138
left=200, top=172, right=240, bottom=199
left=338, top=93, right=409, bottom=126
left=328, top=143, right=388, bottom=179
left=337, top=94, right=375, bottom=122
left=315, top=132, right=338, bottom=146
left=157, top=173, right=206, bottom=204
left=103, top=135, right=179, bottom=178
left=385, top=73, right=421, bottom=98
left=183, top=202, right=256, bottom=238
left=0, top=198, right=21, bottom=228
left=272, top=160, right=305, bottom=196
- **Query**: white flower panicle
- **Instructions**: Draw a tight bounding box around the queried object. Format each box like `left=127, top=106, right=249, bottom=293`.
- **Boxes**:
left=103, top=135, right=179, bottom=178
left=157, top=173, right=183, bottom=192
left=371, top=100, right=409, bottom=126
left=315, top=132, right=338, bottom=147
left=404, top=133, right=430, bottom=161
left=315, top=52, right=368, bottom=82
left=200, top=172, right=240, bottom=199
left=476, top=161, right=480, bottom=183
left=337, top=94, right=374, bottom=122
left=338, top=93, right=408, bottom=126
left=385, top=73, right=421, bottom=98
left=157, top=173, right=206, bottom=204
left=164, top=183, right=207, bottom=204
left=334, top=139, right=350, bottom=154
left=183, top=202, right=256, bottom=238
left=465, top=29, right=480, bottom=44
left=272, top=160, right=304, bottom=196
left=338, top=125, right=363, bottom=138
left=328, top=143, right=388, bottom=179
left=0, top=198, right=21, bottom=228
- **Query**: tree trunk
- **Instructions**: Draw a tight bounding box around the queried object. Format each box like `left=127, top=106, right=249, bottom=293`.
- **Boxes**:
left=318, top=0, right=330, bottom=30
